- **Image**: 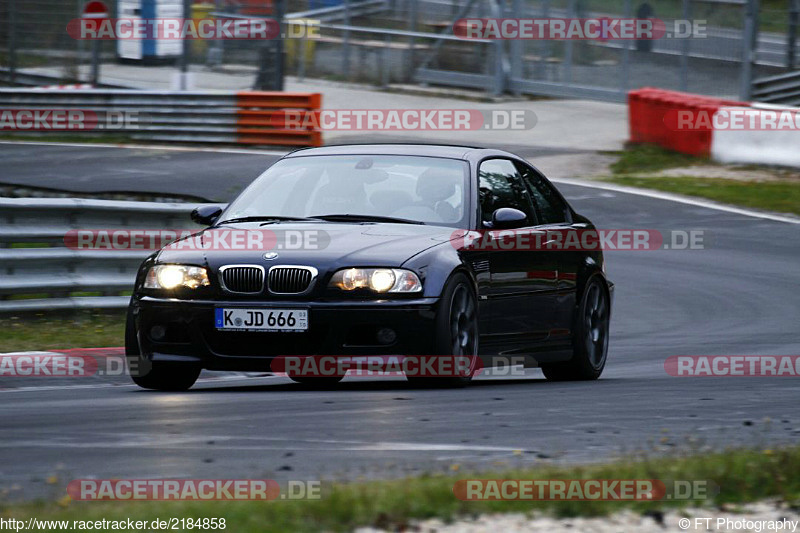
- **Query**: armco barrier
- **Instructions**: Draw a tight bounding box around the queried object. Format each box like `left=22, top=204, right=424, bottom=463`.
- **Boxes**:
left=0, top=198, right=211, bottom=313
left=627, top=88, right=749, bottom=158
left=0, top=89, right=322, bottom=147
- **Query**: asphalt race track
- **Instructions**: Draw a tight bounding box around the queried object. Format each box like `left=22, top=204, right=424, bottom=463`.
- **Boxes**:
left=1, top=143, right=799, bottom=501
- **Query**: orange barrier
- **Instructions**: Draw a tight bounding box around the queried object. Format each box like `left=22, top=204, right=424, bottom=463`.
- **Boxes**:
left=236, top=91, right=322, bottom=147
left=628, top=88, right=748, bottom=157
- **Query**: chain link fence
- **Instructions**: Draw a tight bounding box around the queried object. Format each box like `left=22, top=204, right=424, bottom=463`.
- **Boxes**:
left=1, top=0, right=798, bottom=101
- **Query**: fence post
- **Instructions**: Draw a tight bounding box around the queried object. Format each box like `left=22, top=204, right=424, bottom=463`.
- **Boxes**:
left=564, top=0, right=576, bottom=84
left=7, top=0, right=16, bottom=84
left=490, top=0, right=506, bottom=96
left=408, top=0, right=418, bottom=81
left=509, top=0, right=523, bottom=94
left=619, top=0, right=632, bottom=98
left=343, top=0, right=352, bottom=79
left=179, top=0, right=191, bottom=90
left=789, top=0, right=799, bottom=70
left=679, top=0, right=690, bottom=91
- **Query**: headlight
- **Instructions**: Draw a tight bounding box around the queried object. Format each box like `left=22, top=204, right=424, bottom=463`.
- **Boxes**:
left=144, top=265, right=210, bottom=290
left=329, top=268, right=422, bottom=293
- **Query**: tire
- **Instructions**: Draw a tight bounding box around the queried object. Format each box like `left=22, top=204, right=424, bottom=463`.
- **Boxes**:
left=407, top=272, right=479, bottom=387
left=125, top=310, right=201, bottom=391
left=541, top=275, right=609, bottom=381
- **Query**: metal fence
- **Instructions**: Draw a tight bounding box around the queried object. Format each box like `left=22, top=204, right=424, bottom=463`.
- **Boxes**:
left=285, top=0, right=787, bottom=101
left=0, top=197, right=209, bottom=313
left=1, top=0, right=799, bottom=102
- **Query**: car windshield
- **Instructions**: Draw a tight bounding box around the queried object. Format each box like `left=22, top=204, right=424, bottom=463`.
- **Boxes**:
left=223, top=155, right=470, bottom=228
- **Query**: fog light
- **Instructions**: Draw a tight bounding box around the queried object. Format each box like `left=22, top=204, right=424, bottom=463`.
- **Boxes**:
left=377, top=328, right=397, bottom=345
left=150, top=325, right=166, bottom=341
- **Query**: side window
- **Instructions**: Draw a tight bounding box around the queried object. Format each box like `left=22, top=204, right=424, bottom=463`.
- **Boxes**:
left=516, top=162, right=570, bottom=225
left=478, top=159, right=537, bottom=227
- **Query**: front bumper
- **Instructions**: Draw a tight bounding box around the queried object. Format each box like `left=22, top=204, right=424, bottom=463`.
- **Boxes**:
left=130, top=296, right=440, bottom=371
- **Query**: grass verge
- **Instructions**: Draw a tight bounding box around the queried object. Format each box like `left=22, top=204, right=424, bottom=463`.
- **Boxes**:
left=0, top=311, right=126, bottom=352
left=605, top=176, right=800, bottom=216
left=603, top=144, right=800, bottom=216
left=2, top=447, right=799, bottom=532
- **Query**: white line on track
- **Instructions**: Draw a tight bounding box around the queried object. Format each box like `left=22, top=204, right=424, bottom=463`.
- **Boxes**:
left=552, top=177, right=800, bottom=225
left=0, top=374, right=281, bottom=393
left=0, top=434, right=523, bottom=452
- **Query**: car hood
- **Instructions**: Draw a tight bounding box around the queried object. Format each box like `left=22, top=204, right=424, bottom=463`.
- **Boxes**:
left=155, top=222, right=458, bottom=272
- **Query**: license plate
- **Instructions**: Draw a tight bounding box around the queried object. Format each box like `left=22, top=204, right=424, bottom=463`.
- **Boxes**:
left=215, top=308, right=309, bottom=332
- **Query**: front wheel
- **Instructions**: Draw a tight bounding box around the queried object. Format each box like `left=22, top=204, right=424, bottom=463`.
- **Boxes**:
left=407, top=272, right=479, bottom=387
left=125, top=310, right=201, bottom=391
left=541, top=276, right=609, bottom=381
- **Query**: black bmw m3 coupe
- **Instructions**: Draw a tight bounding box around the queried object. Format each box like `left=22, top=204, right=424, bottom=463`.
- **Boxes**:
left=126, top=144, right=612, bottom=390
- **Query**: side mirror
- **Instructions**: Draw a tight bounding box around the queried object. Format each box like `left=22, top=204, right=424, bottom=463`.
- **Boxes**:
left=490, top=207, right=527, bottom=230
left=191, top=205, right=224, bottom=226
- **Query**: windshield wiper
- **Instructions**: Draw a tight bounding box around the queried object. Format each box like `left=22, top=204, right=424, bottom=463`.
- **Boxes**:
left=216, top=216, right=316, bottom=226
left=311, top=214, right=424, bottom=225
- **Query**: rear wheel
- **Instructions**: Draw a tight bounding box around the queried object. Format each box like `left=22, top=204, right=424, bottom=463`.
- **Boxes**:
left=125, top=311, right=201, bottom=391
left=541, top=276, right=609, bottom=381
left=407, top=272, right=479, bottom=387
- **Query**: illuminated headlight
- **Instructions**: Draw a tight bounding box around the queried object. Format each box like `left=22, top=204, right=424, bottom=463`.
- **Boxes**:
left=144, top=265, right=210, bottom=290
left=330, top=268, right=422, bottom=293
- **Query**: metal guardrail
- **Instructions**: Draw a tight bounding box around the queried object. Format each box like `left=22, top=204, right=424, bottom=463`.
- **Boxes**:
left=0, top=67, right=125, bottom=89
left=0, top=89, right=323, bottom=147
left=0, top=198, right=210, bottom=313
left=752, top=71, right=800, bottom=105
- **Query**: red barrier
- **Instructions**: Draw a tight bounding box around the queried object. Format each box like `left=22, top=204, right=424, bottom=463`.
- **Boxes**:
left=627, top=88, right=750, bottom=157
left=235, top=92, right=323, bottom=147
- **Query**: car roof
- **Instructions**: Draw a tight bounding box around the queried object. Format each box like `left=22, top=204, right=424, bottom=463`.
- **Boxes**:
left=283, top=143, right=521, bottom=161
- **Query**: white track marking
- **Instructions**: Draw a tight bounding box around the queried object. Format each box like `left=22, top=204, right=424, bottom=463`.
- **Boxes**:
left=0, top=140, right=289, bottom=156
left=552, top=177, right=800, bottom=225
left=0, top=375, right=281, bottom=393
left=0, top=434, right=523, bottom=452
